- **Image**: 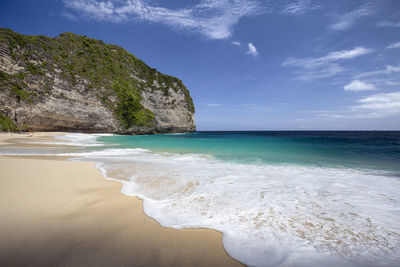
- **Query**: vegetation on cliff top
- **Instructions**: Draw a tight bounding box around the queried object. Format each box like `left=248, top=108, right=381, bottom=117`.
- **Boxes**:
left=0, top=28, right=195, bottom=129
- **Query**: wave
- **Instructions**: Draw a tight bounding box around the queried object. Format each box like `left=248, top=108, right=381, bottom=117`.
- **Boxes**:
left=68, top=146, right=400, bottom=267
left=51, top=133, right=115, bottom=147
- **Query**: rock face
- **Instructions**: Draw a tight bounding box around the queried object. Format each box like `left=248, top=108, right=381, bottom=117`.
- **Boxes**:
left=0, top=28, right=195, bottom=134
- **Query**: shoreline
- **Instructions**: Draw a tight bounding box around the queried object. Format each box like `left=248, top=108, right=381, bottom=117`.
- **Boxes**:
left=0, top=132, right=243, bottom=266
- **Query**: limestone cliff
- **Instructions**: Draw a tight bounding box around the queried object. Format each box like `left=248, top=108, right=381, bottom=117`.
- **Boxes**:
left=0, top=28, right=195, bottom=134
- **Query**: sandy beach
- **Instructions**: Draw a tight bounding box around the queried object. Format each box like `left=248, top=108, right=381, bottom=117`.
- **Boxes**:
left=0, top=133, right=242, bottom=266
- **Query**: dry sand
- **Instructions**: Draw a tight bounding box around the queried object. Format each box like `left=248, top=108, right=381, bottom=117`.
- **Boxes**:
left=0, top=133, right=242, bottom=266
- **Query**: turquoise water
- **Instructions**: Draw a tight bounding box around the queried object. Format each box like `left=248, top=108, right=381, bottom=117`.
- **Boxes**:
left=98, top=131, right=400, bottom=172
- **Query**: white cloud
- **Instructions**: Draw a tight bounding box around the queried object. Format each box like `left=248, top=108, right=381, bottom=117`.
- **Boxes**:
left=205, top=103, right=223, bottom=107
left=246, top=42, right=258, bottom=57
left=242, top=103, right=268, bottom=110
left=302, top=92, right=400, bottom=121
left=352, top=91, right=400, bottom=116
left=322, top=47, right=373, bottom=61
left=387, top=42, right=400, bottom=49
left=281, top=0, right=320, bottom=15
left=377, top=21, right=400, bottom=28
left=60, top=10, right=78, bottom=20
left=293, top=65, right=345, bottom=81
left=282, top=47, right=372, bottom=81
left=386, top=81, right=400, bottom=86
left=344, top=80, right=376, bottom=92
left=329, top=4, right=373, bottom=31
left=356, top=65, right=400, bottom=79
left=232, top=41, right=241, bottom=46
left=63, top=0, right=263, bottom=40
left=283, top=47, right=372, bottom=68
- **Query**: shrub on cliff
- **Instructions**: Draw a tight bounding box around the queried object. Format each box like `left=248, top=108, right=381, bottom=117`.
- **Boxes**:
left=0, top=113, right=18, bottom=132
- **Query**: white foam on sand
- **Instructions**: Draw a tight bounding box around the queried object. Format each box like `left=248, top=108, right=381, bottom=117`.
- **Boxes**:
left=68, top=146, right=400, bottom=267
left=52, top=133, right=115, bottom=146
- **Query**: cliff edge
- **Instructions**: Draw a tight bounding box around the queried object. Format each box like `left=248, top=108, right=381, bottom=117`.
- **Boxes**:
left=0, top=28, right=195, bottom=134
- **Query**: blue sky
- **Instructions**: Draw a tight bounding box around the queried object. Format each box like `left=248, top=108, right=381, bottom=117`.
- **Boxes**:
left=1, top=0, right=400, bottom=130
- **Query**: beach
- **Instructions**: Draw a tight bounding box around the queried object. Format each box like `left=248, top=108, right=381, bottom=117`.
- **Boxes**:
left=1, top=131, right=399, bottom=267
left=0, top=133, right=242, bottom=266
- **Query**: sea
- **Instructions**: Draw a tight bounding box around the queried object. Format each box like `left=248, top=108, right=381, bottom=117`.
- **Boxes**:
left=2, top=131, right=400, bottom=267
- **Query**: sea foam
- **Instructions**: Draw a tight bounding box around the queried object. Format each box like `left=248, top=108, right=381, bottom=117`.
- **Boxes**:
left=52, top=133, right=114, bottom=146
left=67, top=146, right=400, bottom=267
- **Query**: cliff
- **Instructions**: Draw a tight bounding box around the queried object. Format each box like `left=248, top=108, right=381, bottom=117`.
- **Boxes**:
left=0, top=28, right=195, bottom=134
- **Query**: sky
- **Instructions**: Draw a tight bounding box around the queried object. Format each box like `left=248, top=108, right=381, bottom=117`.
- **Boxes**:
left=1, top=0, right=400, bottom=130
